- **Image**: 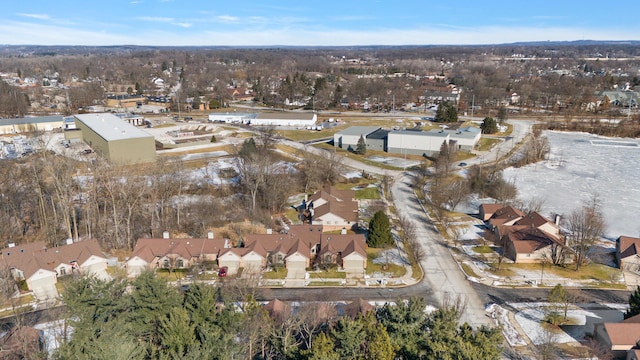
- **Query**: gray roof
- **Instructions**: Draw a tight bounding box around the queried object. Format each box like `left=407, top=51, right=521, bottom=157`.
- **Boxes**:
left=390, top=129, right=449, bottom=137
left=256, top=112, right=315, bottom=120
left=336, top=126, right=381, bottom=136
left=0, top=115, right=63, bottom=126
left=438, top=126, right=481, bottom=139
left=74, top=113, right=154, bottom=142
left=366, top=129, right=389, bottom=140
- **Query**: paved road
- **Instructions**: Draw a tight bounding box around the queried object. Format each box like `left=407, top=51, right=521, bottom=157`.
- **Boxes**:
left=391, top=172, right=491, bottom=326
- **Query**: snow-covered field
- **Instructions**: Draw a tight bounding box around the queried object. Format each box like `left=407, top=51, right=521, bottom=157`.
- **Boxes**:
left=503, top=131, right=640, bottom=239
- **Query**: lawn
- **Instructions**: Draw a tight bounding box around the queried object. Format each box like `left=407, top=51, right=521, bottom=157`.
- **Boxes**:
left=262, top=267, right=288, bottom=279
left=366, top=248, right=407, bottom=277
left=461, top=263, right=480, bottom=278
left=309, top=270, right=346, bottom=279
left=277, top=125, right=348, bottom=141
left=307, top=281, right=343, bottom=286
left=472, top=245, right=494, bottom=254
left=476, top=137, right=501, bottom=151
left=355, top=186, right=380, bottom=199
left=499, top=263, right=622, bottom=282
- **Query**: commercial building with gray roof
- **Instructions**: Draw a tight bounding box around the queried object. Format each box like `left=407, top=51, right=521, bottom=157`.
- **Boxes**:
left=333, top=126, right=381, bottom=150
left=74, top=113, right=156, bottom=164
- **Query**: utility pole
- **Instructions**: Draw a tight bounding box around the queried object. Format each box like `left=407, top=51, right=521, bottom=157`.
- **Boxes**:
left=471, top=94, right=475, bottom=120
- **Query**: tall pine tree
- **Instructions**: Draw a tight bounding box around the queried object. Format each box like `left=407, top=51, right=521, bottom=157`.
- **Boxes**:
left=355, top=135, right=367, bottom=155
left=368, top=210, right=393, bottom=247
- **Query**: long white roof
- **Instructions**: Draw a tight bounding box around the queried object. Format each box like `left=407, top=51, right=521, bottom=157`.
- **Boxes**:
left=74, top=113, right=153, bottom=141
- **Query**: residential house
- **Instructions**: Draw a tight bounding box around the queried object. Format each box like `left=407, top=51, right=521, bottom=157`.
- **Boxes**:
left=481, top=205, right=566, bottom=263
left=479, top=203, right=503, bottom=221
left=594, top=314, right=640, bottom=359
left=0, top=239, right=109, bottom=300
left=308, top=186, right=359, bottom=231
left=126, top=231, right=230, bottom=277
left=617, top=236, right=640, bottom=272
left=219, top=225, right=367, bottom=279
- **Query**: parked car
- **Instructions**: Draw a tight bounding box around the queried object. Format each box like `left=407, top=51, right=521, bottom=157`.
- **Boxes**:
left=218, top=266, right=228, bottom=277
left=458, top=162, right=468, bottom=167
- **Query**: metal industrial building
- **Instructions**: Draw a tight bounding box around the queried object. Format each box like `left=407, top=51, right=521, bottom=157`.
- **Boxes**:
left=251, top=112, right=317, bottom=127
left=446, top=126, right=481, bottom=151
left=0, top=115, right=64, bottom=134
left=74, top=113, right=156, bottom=164
left=208, top=112, right=256, bottom=124
left=387, top=129, right=449, bottom=156
left=387, top=126, right=481, bottom=156
left=333, top=126, right=381, bottom=150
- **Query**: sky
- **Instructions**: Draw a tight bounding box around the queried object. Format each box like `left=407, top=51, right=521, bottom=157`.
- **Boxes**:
left=0, top=0, right=638, bottom=46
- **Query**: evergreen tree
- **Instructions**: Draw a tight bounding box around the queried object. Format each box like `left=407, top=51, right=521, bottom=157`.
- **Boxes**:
left=376, top=297, right=426, bottom=359
left=496, top=105, right=508, bottom=123
left=305, top=332, right=339, bottom=360
left=125, top=271, right=181, bottom=354
left=480, top=117, right=498, bottom=134
left=368, top=210, right=393, bottom=248
left=626, top=285, right=640, bottom=319
left=159, top=307, right=197, bottom=358
left=330, top=317, right=366, bottom=359
left=355, top=135, right=367, bottom=155
left=238, top=137, right=258, bottom=158
left=435, top=101, right=458, bottom=123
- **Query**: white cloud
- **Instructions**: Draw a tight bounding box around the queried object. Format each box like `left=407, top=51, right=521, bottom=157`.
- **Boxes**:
left=173, top=22, right=192, bottom=28
left=17, top=13, right=51, bottom=20
left=217, top=15, right=239, bottom=23
left=136, top=16, right=174, bottom=23
left=131, top=0, right=143, bottom=3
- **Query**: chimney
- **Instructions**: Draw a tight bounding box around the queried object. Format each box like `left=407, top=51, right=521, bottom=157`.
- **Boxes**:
left=266, top=228, right=273, bottom=235
left=207, top=231, right=214, bottom=239
left=554, top=214, right=561, bottom=226
left=163, top=231, right=170, bottom=239
left=224, top=239, right=230, bottom=248
left=66, top=238, right=73, bottom=245
left=341, top=227, right=347, bottom=235
left=7, top=243, right=15, bottom=248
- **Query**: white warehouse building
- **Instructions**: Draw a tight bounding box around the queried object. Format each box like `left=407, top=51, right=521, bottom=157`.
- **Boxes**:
left=388, top=130, right=449, bottom=156
left=250, top=112, right=317, bottom=127
left=446, top=126, right=481, bottom=152
left=333, top=126, right=380, bottom=150
left=208, top=112, right=256, bottom=124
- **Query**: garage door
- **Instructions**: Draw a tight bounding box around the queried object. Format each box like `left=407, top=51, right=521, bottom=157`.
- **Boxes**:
left=342, top=259, right=364, bottom=277
left=286, top=260, right=307, bottom=279
left=31, top=278, right=59, bottom=301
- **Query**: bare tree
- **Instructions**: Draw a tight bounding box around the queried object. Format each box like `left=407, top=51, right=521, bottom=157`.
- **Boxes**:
left=398, top=215, right=424, bottom=263
left=565, top=194, right=606, bottom=271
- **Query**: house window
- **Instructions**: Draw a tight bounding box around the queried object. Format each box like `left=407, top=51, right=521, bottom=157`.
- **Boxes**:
left=59, top=267, right=66, bottom=276
left=325, top=254, right=332, bottom=263
left=163, top=259, right=170, bottom=268
left=176, top=259, right=184, bottom=268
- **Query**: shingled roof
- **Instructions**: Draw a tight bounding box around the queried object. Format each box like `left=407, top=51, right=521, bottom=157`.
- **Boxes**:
left=0, top=239, right=105, bottom=280
left=130, top=237, right=230, bottom=263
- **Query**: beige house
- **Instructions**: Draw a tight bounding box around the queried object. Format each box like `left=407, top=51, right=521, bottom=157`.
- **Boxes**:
left=126, top=232, right=230, bottom=277
left=482, top=205, right=567, bottom=264
left=0, top=239, right=108, bottom=300
left=308, top=187, right=359, bottom=231
left=218, top=225, right=367, bottom=279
